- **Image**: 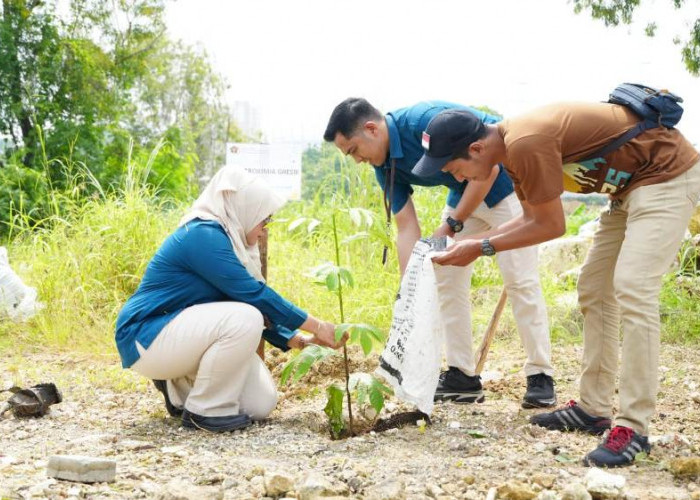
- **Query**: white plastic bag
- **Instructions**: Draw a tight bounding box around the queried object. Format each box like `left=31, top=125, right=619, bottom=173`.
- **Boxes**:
left=375, top=239, right=444, bottom=414
left=0, top=247, right=43, bottom=321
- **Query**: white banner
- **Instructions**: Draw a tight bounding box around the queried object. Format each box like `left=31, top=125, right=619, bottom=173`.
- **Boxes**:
left=226, top=143, right=303, bottom=200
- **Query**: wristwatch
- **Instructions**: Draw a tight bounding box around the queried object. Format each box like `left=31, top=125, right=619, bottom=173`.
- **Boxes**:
left=446, top=216, right=464, bottom=233
left=481, top=239, right=496, bottom=256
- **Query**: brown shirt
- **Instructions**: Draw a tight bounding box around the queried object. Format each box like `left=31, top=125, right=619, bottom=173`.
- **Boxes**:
left=498, top=102, right=699, bottom=204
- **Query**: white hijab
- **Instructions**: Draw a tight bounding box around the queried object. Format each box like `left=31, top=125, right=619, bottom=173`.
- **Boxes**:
left=179, top=166, right=286, bottom=281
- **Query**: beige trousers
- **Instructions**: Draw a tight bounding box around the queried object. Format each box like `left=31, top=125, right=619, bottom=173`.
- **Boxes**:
left=437, top=193, right=553, bottom=377
left=578, top=160, right=700, bottom=434
left=131, top=302, right=278, bottom=419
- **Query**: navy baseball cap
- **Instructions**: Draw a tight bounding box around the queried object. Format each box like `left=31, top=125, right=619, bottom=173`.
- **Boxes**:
left=412, top=109, right=485, bottom=177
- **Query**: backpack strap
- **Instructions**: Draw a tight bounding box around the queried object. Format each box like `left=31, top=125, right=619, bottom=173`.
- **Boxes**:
left=381, top=159, right=396, bottom=265
left=584, top=119, right=656, bottom=160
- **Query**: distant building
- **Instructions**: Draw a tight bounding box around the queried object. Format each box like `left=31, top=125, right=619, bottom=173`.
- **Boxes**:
left=232, top=101, right=262, bottom=138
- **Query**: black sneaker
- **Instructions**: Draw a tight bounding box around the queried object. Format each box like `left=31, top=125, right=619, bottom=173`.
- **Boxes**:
left=583, top=426, right=651, bottom=467
left=434, top=367, right=484, bottom=404
left=152, top=380, right=183, bottom=418
left=522, top=373, right=557, bottom=409
left=181, top=409, right=252, bottom=432
left=530, top=400, right=611, bottom=435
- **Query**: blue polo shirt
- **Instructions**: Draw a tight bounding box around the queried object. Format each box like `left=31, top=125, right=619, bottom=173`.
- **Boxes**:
left=115, top=219, right=307, bottom=368
left=374, top=101, right=514, bottom=214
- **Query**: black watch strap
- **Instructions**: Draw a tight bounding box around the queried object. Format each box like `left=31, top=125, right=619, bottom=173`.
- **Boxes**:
left=446, top=216, right=464, bottom=233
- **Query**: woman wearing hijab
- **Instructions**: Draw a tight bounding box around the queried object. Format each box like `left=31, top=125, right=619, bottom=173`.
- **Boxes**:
left=115, top=166, right=344, bottom=433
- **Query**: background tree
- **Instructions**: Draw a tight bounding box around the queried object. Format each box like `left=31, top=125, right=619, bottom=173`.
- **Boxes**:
left=573, top=0, right=700, bottom=75
left=0, top=0, right=241, bottom=229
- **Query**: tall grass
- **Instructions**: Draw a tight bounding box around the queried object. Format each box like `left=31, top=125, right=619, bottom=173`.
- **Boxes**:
left=0, top=151, right=698, bottom=362
left=0, top=145, right=183, bottom=354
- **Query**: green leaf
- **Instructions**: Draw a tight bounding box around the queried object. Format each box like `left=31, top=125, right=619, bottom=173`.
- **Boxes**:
left=359, top=332, right=373, bottom=356
left=368, top=383, right=385, bottom=414
left=325, top=270, right=340, bottom=292
left=349, top=373, right=389, bottom=414
left=466, top=429, right=488, bottom=438
left=554, top=453, right=578, bottom=463
left=280, top=345, right=337, bottom=385
left=338, top=267, right=354, bottom=288
left=324, top=384, right=345, bottom=439
left=291, top=353, right=316, bottom=382
left=279, top=360, right=295, bottom=385
left=372, top=378, right=393, bottom=395
left=342, top=323, right=386, bottom=353
left=335, top=323, right=351, bottom=342
left=308, top=262, right=337, bottom=284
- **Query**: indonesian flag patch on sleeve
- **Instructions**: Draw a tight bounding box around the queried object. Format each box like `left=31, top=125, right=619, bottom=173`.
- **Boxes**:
left=421, top=132, right=430, bottom=151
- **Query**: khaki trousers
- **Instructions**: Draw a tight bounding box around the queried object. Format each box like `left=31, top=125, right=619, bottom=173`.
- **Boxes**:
left=437, top=193, right=553, bottom=377
left=132, top=302, right=278, bottom=419
left=578, top=160, right=700, bottom=434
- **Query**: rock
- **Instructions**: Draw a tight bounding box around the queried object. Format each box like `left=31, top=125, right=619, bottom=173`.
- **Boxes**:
left=47, top=455, right=116, bottom=483
left=462, top=475, right=475, bottom=486
left=157, top=479, right=224, bottom=500
left=264, top=472, right=295, bottom=497
left=670, top=457, right=700, bottom=479
left=691, top=392, right=700, bottom=404
left=691, top=493, right=700, bottom=500
left=26, top=479, right=57, bottom=497
left=536, top=491, right=560, bottom=500
left=364, top=479, right=405, bottom=500
left=650, top=434, right=691, bottom=448
left=297, top=473, right=349, bottom=500
left=497, top=480, right=537, bottom=500
left=245, top=465, right=266, bottom=480
left=561, top=483, right=592, bottom=500
left=441, top=482, right=458, bottom=495
left=0, top=455, right=18, bottom=469
left=249, top=476, right=266, bottom=496
left=426, top=483, right=444, bottom=498
left=532, top=474, right=556, bottom=489
left=584, top=469, right=625, bottom=499
left=120, top=439, right=156, bottom=451
left=534, top=442, right=548, bottom=453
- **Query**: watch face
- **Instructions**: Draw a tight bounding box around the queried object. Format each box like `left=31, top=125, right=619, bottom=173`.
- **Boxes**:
left=447, top=216, right=463, bottom=233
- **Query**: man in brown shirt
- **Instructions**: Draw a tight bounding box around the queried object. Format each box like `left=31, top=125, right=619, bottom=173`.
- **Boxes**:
left=412, top=103, right=700, bottom=467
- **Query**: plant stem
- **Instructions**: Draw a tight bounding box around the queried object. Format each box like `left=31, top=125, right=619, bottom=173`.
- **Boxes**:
left=332, top=212, right=354, bottom=436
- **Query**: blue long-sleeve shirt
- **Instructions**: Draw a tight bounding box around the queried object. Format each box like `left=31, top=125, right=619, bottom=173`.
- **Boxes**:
left=115, top=219, right=307, bottom=368
left=374, top=100, right=514, bottom=214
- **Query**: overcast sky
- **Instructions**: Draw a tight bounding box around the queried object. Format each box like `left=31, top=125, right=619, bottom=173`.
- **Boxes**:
left=166, top=0, right=700, bottom=145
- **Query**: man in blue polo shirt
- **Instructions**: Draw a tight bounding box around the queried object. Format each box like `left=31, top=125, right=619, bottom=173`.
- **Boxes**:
left=323, top=98, right=556, bottom=408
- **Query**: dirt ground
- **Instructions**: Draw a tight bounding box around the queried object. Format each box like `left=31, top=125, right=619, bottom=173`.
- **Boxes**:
left=1, top=340, right=699, bottom=500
